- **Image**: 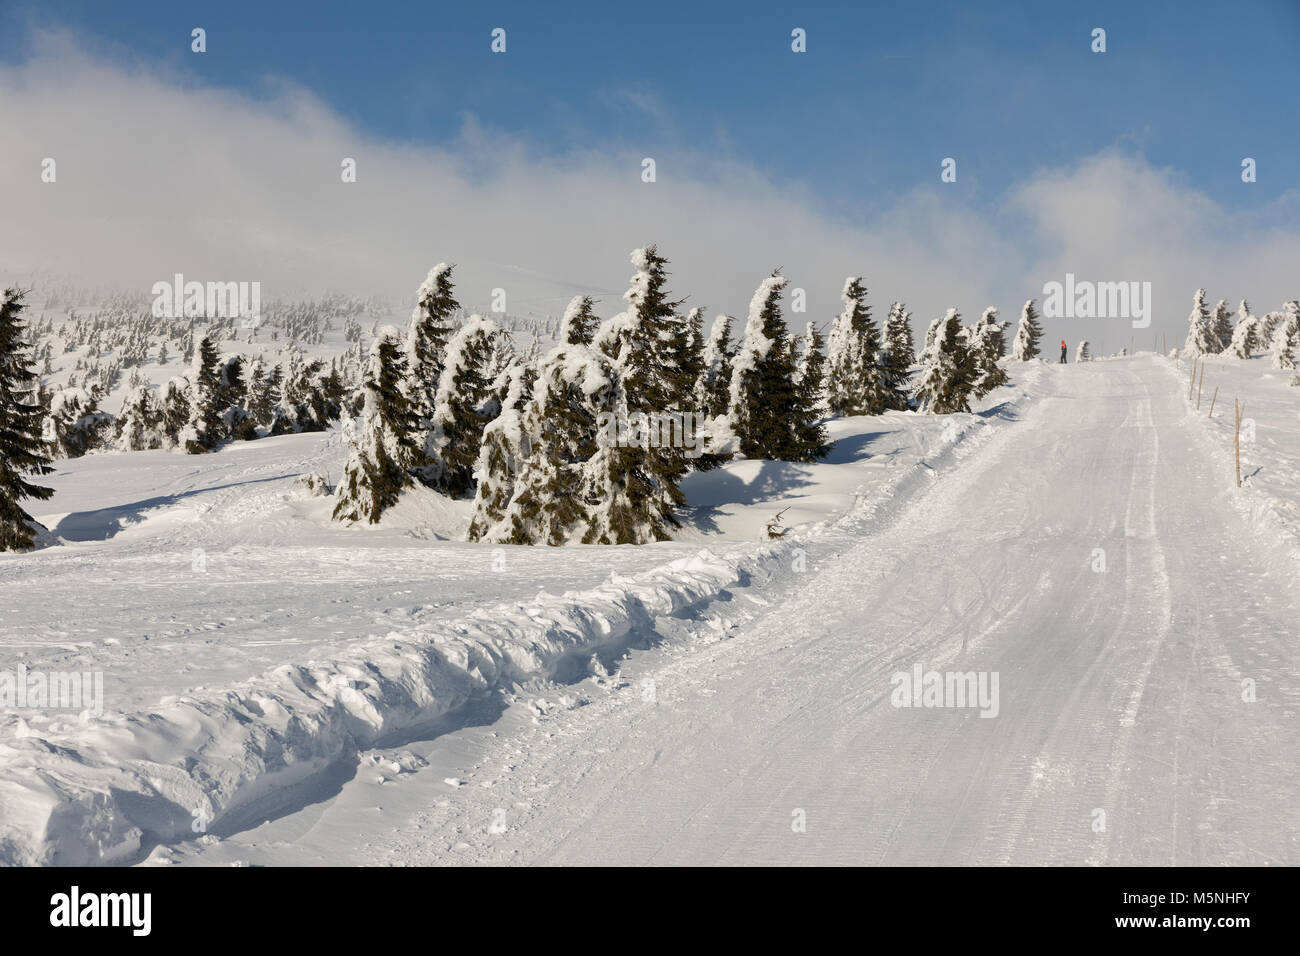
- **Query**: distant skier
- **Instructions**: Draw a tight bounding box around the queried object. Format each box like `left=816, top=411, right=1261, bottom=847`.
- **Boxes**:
left=1059, top=339, right=1067, bottom=364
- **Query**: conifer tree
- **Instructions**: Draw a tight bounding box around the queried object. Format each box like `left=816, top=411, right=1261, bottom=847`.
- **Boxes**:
left=333, top=328, right=421, bottom=524
left=1010, top=298, right=1043, bottom=361
left=728, top=272, right=831, bottom=460
left=471, top=346, right=618, bottom=545
left=1183, top=289, right=1216, bottom=356
left=0, top=290, right=55, bottom=551
left=1210, top=299, right=1234, bottom=352
left=1075, top=340, right=1091, bottom=363
left=43, top=387, right=112, bottom=458
left=913, top=309, right=979, bottom=414
left=431, top=316, right=500, bottom=497
left=794, top=320, right=829, bottom=419
left=968, top=307, right=1009, bottom=397
left=1272, top=301, right=1300, bottom=370
left=585, top=246, right=698, bottom=542
left=560, top=294, right=599, bottom=346
left=115, top=384, right=164, bottom=451
left=160, top=377, right=190, bottom=448
left=1228, top=300, right=1259, bottom=359
left=881, top=302, right=915, bottom=410
left=184, top=334, right=224, bottom=453
left=696, top=313, right=734, bottom=418
left=825, top=278, right=887, bottom=415
left=466, top=362, right=538, bottom=542
left=406, top=264, right=459, bottom=484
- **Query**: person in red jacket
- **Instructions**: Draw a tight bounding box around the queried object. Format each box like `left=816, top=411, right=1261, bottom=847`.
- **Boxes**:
left=1059, top=339, right=1067, bottom=363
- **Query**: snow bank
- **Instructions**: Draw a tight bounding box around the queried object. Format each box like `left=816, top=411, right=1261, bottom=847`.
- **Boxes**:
left=1159, top=353, right=1300, bottom=568
left=0, top=367, right=1045, bottom=866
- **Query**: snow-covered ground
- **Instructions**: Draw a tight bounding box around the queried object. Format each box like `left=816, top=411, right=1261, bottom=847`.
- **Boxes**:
left=4, top=354, right=1298, bottom=866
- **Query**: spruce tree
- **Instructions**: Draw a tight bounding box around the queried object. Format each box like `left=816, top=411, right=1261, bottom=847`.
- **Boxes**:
left=431, top=316, right=499, bottom=497
left=406, top=264, right=458, bottom=485
left=115, top=384, right=164, bottom=451
left=1183, top=289, right=1216, bottom=356
left=333, top=328, right=421, bottom=524
left=466, top=362, right=539, bottom=542
left=795, top=321, right=829, bottom=419
left=1010, top=298, right=1043, bottom=361
left=1271, top=301, right=1300, bottom=370
left=585, top=246, right=696, bottom=543
left=728, top=272, right=831, bottom=461
left=968, top=308, right=1009, bottom=398
left=560, top=294, right=599, bottom=346
left=1075, top=340, right=1091, bottom=363
left=44, top=387, right=112, bottom=458
left=0, top=290, right=55, bottom=551
left=881, top=302, right=915, bottom=410
left=1210, top=299, right=1234, bottom=353
left=185, top=334, right=224, bottom=453
left=696, top=313, right=733, bottom=418
left=825, top=277, right=888, bottom=415
left=913, top=309, right=979, bottom=414
left=472, top=346, right=618, bottom=545
left=1228, top=301, right=1259, bottom=359
left=160, top=377, right=190, bottom=448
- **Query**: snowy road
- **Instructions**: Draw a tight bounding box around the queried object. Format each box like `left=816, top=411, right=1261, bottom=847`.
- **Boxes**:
left=171, top=357, right=1298, bottom=866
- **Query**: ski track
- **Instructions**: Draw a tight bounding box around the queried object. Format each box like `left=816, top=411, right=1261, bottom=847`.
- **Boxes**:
left=171, top=355, right=1298, bottom=867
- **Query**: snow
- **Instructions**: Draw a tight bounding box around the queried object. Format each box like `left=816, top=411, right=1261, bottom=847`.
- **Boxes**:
left=168, top=355, right=1300, bottom=866
left=4, top=353, right=1298, bottom=866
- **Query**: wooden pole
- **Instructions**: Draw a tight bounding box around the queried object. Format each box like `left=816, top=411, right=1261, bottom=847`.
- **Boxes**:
left=1196, top=362, right=1205, bottom=410
left=1188, top=356, right=1197, bottom=399
left=1235, top=399, right=1243, bottom=487
left=1208, top=385, right=1219, bottom=418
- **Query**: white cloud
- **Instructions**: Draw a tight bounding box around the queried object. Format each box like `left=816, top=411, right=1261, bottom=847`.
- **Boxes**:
left=1, top=31, right=1296, bottom=348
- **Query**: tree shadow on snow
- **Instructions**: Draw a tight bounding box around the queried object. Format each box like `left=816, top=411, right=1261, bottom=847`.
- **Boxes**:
left=53, top=474, right=298, bottom=541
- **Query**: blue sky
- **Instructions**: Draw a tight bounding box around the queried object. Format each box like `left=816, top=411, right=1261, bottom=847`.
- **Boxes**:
left=5, top=0, right=1298, bottom=224
left=2, top=1, right=1298, bottom=345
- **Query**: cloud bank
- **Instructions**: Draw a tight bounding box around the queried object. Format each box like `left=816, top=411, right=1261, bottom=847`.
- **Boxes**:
left=2, top=30, right=1297, bottom=348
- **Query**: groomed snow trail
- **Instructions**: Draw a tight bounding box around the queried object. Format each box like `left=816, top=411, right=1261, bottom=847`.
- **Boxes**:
left=182, top=357, right=1299, bottom=866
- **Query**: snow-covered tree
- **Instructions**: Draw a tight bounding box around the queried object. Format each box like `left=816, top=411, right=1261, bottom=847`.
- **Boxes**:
left=333, top=327, right=421, bottom=524
left=912, top=309, right=978, bottom=414
left=696, top=313, right=733, bottom=418
left=1075, top=340, right=1091, bottom=363
left=115, top=385, right=165, bottom=451
left=1210, top=299, right=1234, bottom=352
left=1011, top=298, right=1043, bottom=361
left=880, top=302, right=915, bottom=410
left=585, top=246, right=697, bottom=542
left=560, top=294, right=598, bottom=346
left=429, top=316, right=500, bottom=497
left=466, top=362, right=538, bottom=542
left=728, top=272, right=831, bottom=461
left=470, top=345, right=618, bottom=545
left=1183, top=289, right=1216, bottom=357
left=159, top=377, right=190, bottom=449
left=184, top=334, right=224, bottom=453
left=43, top=386, right=112, bottom=458
left=0, top=289, right=55, bottom=551
left=1271, top=301, right=1300, bottom=370
left=825, top=277, right=887, bottom=416
left=968, top=307, right=1009, bottom=397
left=406, top=264, right=458, bottom=484
left=794, top=320, right=828, bottom=418
left=1228, top=300, right=1259, bottom=359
